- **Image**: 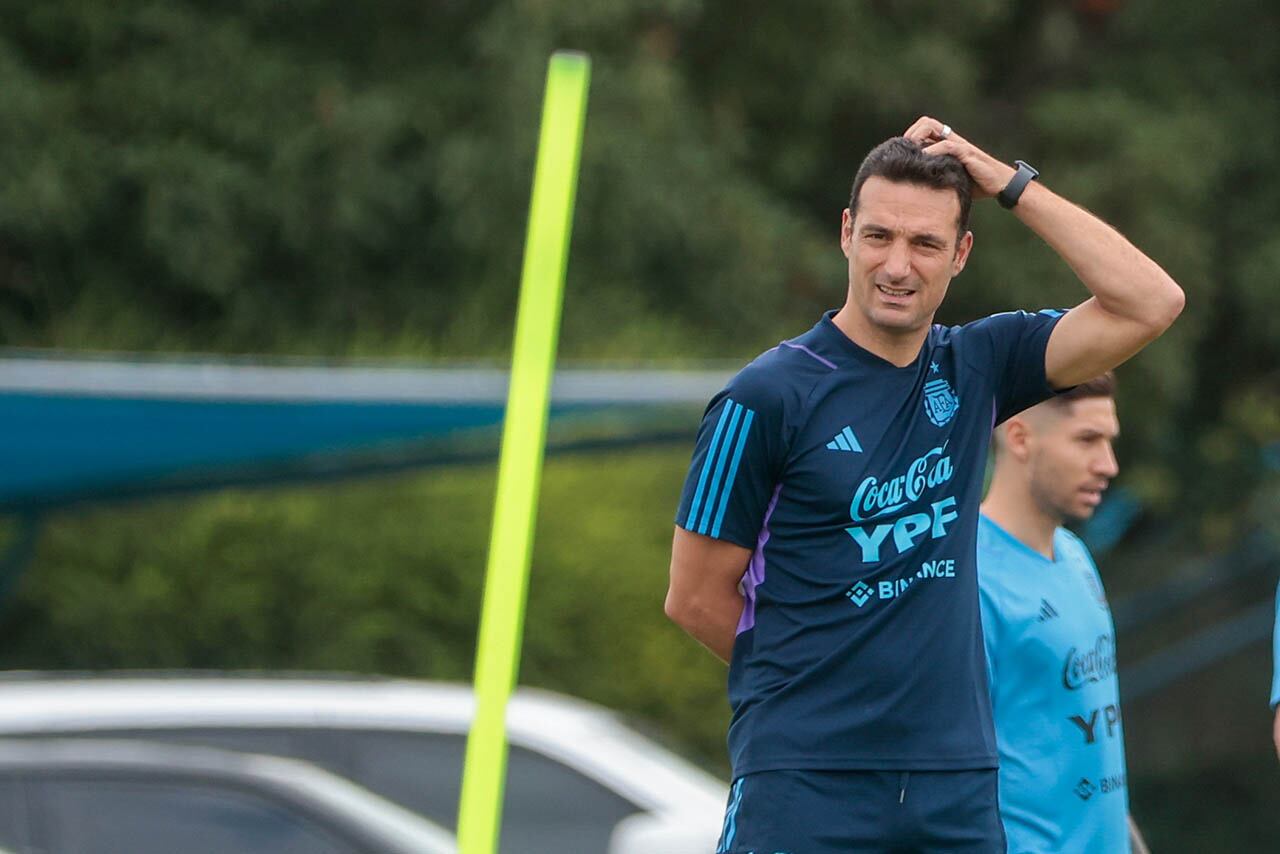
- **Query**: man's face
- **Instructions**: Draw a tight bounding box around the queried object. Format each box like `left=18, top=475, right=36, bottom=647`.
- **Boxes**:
left=1026, top=397, right=1121, bottom=523
left=840, top=176, right=973, bottom=334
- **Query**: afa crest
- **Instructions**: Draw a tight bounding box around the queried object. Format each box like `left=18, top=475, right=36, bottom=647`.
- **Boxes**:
left=923, top=378, right=960, bottom=427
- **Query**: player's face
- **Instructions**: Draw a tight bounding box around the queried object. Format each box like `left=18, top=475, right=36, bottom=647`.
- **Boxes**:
left=1028, top=397, right=1120, bottom=523
left=841, top=177, right=973, bottom=334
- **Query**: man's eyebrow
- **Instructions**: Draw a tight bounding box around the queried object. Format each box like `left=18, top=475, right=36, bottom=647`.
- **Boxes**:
left=857, top=223, right=947, bottom=244
left=1074, top=427, right=1120, bottom=438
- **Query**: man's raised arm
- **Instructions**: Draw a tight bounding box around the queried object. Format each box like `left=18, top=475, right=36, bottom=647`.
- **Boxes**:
left=905, top=116, right=1185, bottom=388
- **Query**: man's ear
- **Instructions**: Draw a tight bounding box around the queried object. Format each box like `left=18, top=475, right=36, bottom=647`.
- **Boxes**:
left=952, top=230, right=974, bottom=276
left=1002, top=416, right=1033, bottom=463
left=841, top=208, right=854, bottom=258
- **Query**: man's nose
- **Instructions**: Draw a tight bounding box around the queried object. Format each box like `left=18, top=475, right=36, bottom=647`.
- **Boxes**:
left=1095, top=443, right=1119, bottom=478
left=883, top=240, right=912, bottom=280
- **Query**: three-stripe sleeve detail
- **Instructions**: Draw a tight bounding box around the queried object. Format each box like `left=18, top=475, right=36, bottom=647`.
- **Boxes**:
left=696, top=403, right=743, bottom=533
left=685, top=399, right=755, bottom=536
left=686, top=402, right=734, bottom=528
left=711, top=410, right=754, bottom=538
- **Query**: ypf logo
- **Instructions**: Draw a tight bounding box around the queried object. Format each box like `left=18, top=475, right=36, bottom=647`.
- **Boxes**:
left=923, top=378, right=960, bottom=427
left=846, top=581, right=873, bottom=607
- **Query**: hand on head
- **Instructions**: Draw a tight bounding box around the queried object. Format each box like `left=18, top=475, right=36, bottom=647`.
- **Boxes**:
left=902, top=116, right=1017, bottom=200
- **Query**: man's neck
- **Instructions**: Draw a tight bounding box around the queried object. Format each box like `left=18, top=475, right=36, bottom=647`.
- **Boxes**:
left=981, top=479, right=1061, bottom=560
left=831, top=303, right=929, bottom=368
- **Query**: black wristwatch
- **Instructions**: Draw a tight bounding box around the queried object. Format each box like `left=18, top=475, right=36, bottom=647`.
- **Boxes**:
left=997, top=160, right=1039, bottom=209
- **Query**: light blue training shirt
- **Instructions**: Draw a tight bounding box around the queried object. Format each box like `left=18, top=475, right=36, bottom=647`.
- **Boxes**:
left=977, top=515, right=1129, bottom=854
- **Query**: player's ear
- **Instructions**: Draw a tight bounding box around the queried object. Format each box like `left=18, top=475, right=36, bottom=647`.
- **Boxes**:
left=952, top=230, right=973, bottom=275
left=1003, top=417, right=1033, bottom=463
left=841, top=209, right=855, bottom=258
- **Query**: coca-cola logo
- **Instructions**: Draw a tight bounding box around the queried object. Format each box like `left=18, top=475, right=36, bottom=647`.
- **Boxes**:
left=849, top=443, right=954, bottom=523
left=1062, top=635, right=1116, bottom=690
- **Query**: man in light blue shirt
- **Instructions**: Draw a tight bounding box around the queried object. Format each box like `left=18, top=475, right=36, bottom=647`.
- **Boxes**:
left=978, top=373, right=1147, bottom=853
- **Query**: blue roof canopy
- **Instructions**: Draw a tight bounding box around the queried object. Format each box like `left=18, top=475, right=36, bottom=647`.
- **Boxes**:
left=1, top=353, right=730, bottom=511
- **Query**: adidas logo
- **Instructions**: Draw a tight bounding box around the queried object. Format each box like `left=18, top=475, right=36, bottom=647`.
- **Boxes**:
left=1038, top=599, right=1059, bottom=622
left=826, top=426, right=863, bottom=453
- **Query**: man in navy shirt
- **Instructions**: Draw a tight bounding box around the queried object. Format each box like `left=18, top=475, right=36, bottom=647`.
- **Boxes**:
left=977, top=373, right=1147, bottom=853
left=664, top=116, right=1184, bottom=853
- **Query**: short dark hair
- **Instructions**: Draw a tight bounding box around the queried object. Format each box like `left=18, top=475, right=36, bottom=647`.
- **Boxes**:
left=992, top=371, right=1117, bottom=452
left=1047, top=371, right=1117, bottom=410
left=848, top=137, right=975, bottom=236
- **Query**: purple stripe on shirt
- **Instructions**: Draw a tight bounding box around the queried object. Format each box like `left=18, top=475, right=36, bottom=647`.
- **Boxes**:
left=737, top=483, right=782, bottom=635
left=780, top=340, right=837, bottom=370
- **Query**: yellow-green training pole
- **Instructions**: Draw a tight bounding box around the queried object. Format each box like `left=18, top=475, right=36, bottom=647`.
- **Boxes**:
left=456, top=50, right=590, bottom=854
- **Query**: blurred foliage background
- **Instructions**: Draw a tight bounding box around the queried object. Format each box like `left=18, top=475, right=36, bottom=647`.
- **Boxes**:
left=0, top=0, right=1277, bottom=850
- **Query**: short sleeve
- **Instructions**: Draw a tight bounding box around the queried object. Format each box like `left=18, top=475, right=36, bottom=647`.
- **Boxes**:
left=675, top=366, right=789, bottom=550
left=962, top=309, right=1069, bottom=424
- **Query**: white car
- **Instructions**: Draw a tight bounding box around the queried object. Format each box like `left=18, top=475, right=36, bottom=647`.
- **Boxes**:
left=0, top=737, right=458, bottom=853
left=0, top=674, right=727, bottom=853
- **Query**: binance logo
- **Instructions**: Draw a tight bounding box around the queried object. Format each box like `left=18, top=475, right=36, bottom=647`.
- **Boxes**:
left=846, top=581, right=873, bottom=607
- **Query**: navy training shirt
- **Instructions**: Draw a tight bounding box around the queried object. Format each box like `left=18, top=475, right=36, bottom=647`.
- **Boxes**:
left=676, top=308, right=1066, bottom=776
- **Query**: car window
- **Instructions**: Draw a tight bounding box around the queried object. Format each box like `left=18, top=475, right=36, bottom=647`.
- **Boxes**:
left=0, top=776, right=30, bottom=852
left=338, top=730, right=643, bottom=854
left=29, top=725, right=644, bottom=853
left=500, top=740, right=645, bottom=853
left=36, top=776, right=368, bottom=854
left=322, top=729, right=464, bottom=829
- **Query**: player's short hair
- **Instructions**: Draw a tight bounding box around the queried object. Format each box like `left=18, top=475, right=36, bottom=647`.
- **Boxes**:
left=1045, top=371, right=1117, bottom=410
left=992, top=371, right=1116, bottom=455
left=848, top=137, right=975, bottom=236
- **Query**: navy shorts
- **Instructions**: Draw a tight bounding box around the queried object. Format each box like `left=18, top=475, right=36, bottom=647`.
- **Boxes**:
left=715, top=768, right=1006, bottom=854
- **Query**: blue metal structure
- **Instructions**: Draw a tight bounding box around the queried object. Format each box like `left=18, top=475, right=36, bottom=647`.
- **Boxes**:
left=0, top=352, right=730, bottom=510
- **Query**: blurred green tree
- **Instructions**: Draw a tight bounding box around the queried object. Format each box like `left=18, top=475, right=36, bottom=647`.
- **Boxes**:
left=1, top=0, right=1273, bottom=536
left=0, top=4, right=1277, bottom=848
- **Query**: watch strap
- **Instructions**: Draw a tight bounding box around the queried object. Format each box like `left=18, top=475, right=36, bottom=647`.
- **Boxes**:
left=997, top=160, right=1039, bottom=209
